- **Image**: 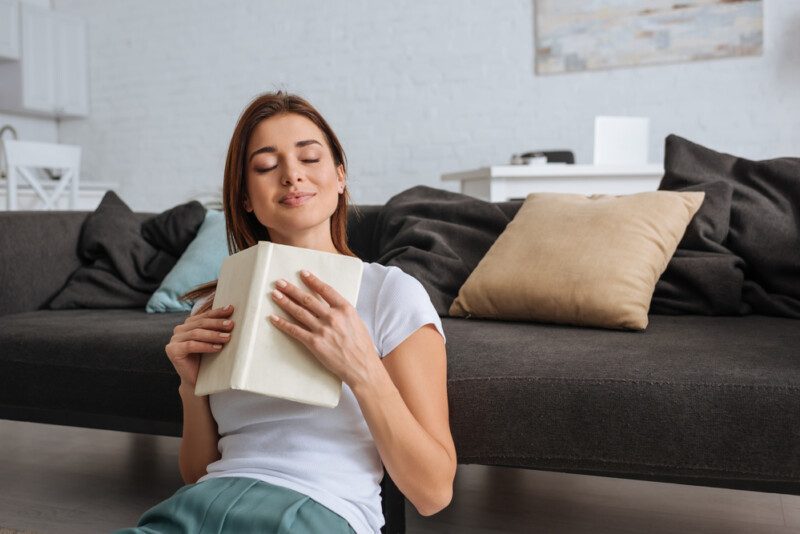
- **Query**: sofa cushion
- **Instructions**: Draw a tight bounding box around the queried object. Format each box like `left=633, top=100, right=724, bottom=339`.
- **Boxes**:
left=0, top=309, right=183, bottom=428
left=372, top=185, right=512, bottom=316
left=2, top=310, right=798, bottom=490
left=146, top=210, right=229, bottom=313
left=666, top=180, right=734, bottom=252
left=47, top=191, right=206, bottom=310
left=658, top=134, right=800, bottom=318
left=651, top=179, right=748, bottom=316
left=141, top=197, right=208, bottom=258
left=442, top=314, right=800, bottom=487
left=449, top=191, right=704, bottom=330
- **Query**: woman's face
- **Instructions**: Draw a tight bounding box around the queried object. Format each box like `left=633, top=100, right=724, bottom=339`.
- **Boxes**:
left=243, top=113, right=345, bottom=250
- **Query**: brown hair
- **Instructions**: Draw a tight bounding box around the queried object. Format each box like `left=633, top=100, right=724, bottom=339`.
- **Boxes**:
left=179, top=90, right=360, bottom=315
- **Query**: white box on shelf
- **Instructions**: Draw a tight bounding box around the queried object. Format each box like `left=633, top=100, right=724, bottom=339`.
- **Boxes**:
left=593, top=116, right=650, bottom=166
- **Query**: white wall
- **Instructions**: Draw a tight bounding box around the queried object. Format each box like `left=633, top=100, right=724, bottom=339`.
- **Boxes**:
left=0, top=113, right=57, bottom=143
left=51, top=0, right=800, bottom=211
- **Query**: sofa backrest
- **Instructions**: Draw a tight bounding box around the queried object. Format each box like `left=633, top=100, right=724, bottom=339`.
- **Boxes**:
left=0, top=211, right=148, bottom=316
left=0, top=200, right=522, bottom=316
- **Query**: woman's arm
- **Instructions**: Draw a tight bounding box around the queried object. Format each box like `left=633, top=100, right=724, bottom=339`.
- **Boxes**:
left=178, top=382, right=222, bottom=484
left=351, top=324, right=456, bottom=517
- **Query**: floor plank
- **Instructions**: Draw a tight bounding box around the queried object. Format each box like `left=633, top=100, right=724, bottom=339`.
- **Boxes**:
left=0, top=419, right=796, bottom=533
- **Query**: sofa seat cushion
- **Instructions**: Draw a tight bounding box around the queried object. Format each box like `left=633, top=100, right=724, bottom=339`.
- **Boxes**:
left=3, top=309, right=799, bottom=490
left=443, top=314, right=800, bottom=486
left=0, top=309, right=184, bottom=430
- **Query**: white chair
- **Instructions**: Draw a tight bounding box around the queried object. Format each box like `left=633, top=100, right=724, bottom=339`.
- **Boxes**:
left=1, top=139, right=81, bottom=210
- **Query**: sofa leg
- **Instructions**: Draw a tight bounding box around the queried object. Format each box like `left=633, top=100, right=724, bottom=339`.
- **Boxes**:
left=380, top=469, right=406, bottom=534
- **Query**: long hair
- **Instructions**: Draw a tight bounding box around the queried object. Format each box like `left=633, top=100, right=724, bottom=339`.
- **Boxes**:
left=180, top=91, right=359, bottom=315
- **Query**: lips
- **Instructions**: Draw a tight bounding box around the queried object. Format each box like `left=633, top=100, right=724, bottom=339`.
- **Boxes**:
left=279, top=193, right=315, bottom=206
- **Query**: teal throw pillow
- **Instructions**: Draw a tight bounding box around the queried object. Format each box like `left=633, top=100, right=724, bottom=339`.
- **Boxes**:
left=146, top=209, right=228, bottom=313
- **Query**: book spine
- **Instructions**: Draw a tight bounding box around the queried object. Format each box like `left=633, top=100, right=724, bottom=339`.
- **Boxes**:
left=231, top=243, right=273, bottom=388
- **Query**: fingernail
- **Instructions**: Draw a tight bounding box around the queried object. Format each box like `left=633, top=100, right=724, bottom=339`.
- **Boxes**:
left=225, top=304, right=232, bottom=309
left=301, top=270, right=310, bottom=277
left=223, top=320, right=231, bottom=325
left=276, top=279, right=287, bottom=288
left=213, top=344, right=222, bottom=349
left=220, top=332, right=230, bottom=338
left=272, top=289, right=283, bottom=299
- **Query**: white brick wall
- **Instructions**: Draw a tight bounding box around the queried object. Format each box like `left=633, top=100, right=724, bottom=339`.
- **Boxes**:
left=51, top=0, right=800, bottom=211
left=0, top=113, right=57, bottom=143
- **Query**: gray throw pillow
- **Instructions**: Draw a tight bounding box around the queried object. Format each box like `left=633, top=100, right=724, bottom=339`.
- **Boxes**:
left=655, top=134, right=800, bottom=318
left=47, top=191, right=206, bottom=309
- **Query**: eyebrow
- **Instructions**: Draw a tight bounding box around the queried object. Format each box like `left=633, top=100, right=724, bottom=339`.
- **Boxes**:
left=248, top=139, right=322, bottom=162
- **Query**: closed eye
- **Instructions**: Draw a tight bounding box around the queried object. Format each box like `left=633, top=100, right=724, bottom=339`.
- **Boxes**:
left=254, top=159, right=320, bottom=173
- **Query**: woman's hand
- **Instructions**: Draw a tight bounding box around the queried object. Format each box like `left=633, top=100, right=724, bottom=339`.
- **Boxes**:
left=166, top=304, right=235, bottom=388
left=268, top=269, right=379, bottom=388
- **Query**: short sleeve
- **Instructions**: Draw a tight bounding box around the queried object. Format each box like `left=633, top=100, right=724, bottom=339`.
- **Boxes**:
left=374, top=267, right=446, bottom=358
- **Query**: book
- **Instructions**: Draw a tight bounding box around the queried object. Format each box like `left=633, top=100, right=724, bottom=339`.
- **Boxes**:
left=194, top=241, right=364, bottom=408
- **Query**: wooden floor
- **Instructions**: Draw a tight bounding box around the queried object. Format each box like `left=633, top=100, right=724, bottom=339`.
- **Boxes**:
left=1, top=419, right=799, bottom=533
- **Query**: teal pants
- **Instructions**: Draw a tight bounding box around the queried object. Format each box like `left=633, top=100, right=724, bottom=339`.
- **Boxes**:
left=113, top=476, right=356, bottom=534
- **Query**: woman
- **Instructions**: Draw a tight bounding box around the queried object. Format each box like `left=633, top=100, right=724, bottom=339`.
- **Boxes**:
left=114, top=91, right=456, bottom=534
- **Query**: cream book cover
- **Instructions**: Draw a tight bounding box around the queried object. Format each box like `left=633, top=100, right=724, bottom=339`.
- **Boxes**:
left=194, top=242, right=364, bottom=408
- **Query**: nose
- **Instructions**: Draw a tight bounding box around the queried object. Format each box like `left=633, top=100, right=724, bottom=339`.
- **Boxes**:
left=280, top=159, right=305, bottom=186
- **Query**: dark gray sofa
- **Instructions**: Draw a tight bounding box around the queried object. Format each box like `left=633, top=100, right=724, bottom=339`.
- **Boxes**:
left=2, top=202, right=800, bottom=532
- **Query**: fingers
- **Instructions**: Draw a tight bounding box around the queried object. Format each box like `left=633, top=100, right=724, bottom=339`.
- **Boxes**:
left=179, top=339, right=224, bottom=354
left=196, top=317, right=234, bottom=332
left=168, top=327, right=232, bottom=360
left=177, top=305, right=234, bottom=333
left=272, top=288, right=319, bottom=327
left=272, top=279, right=330, bottom=318
left=269, top=313, right=314, bottom=346
left=166, top=304, right=236, bottom=369
left=297, top=271, right=347, bottom=308
left=173, top=327, right=231, bottom=345
left=201, top=304, right=234, bottom=319
left=167, top=339, right=224, bottom=361
left=166, top=336, right=224, bottom=359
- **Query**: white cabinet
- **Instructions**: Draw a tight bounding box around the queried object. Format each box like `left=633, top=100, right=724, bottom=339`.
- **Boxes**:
left=0, top=0, right=21, bottom=60
left=19, top=3, right=55, bottom=113
left=441, top=164, right=665, bottom=200
left=0, top=2, right=89, bottom=118
left=54, top=13, right=88, bottom=115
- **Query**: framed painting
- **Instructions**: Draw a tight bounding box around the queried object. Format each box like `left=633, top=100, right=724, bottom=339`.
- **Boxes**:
left=534, top=0, right=763, bottom=74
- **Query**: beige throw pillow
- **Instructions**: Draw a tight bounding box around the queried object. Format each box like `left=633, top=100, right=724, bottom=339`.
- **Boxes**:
left=448, top=191, right=705, bottom=331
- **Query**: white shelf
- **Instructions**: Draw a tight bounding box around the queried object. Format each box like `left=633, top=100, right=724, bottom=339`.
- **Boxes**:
left=441, top=164, right=664, bottom=201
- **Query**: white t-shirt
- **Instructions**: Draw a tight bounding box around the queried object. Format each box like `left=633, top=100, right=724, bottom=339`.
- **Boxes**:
left=193, top=262, right=446, bottom=534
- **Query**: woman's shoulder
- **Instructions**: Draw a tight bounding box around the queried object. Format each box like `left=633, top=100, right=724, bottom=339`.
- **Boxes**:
left=363, top=262, right=446, bottom=356
left=362, top=263, right=435, bottom=312
left=362, top=262, right=421, bottom=292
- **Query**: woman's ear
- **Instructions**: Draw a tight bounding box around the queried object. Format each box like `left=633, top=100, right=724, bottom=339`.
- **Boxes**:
left=337, top=165, right=346, bottom=194
left=243, top=196, right=252, bottom=212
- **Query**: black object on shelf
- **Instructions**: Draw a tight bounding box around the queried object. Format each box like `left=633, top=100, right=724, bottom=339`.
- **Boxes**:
left=519, top=150, right=575, bottom=164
